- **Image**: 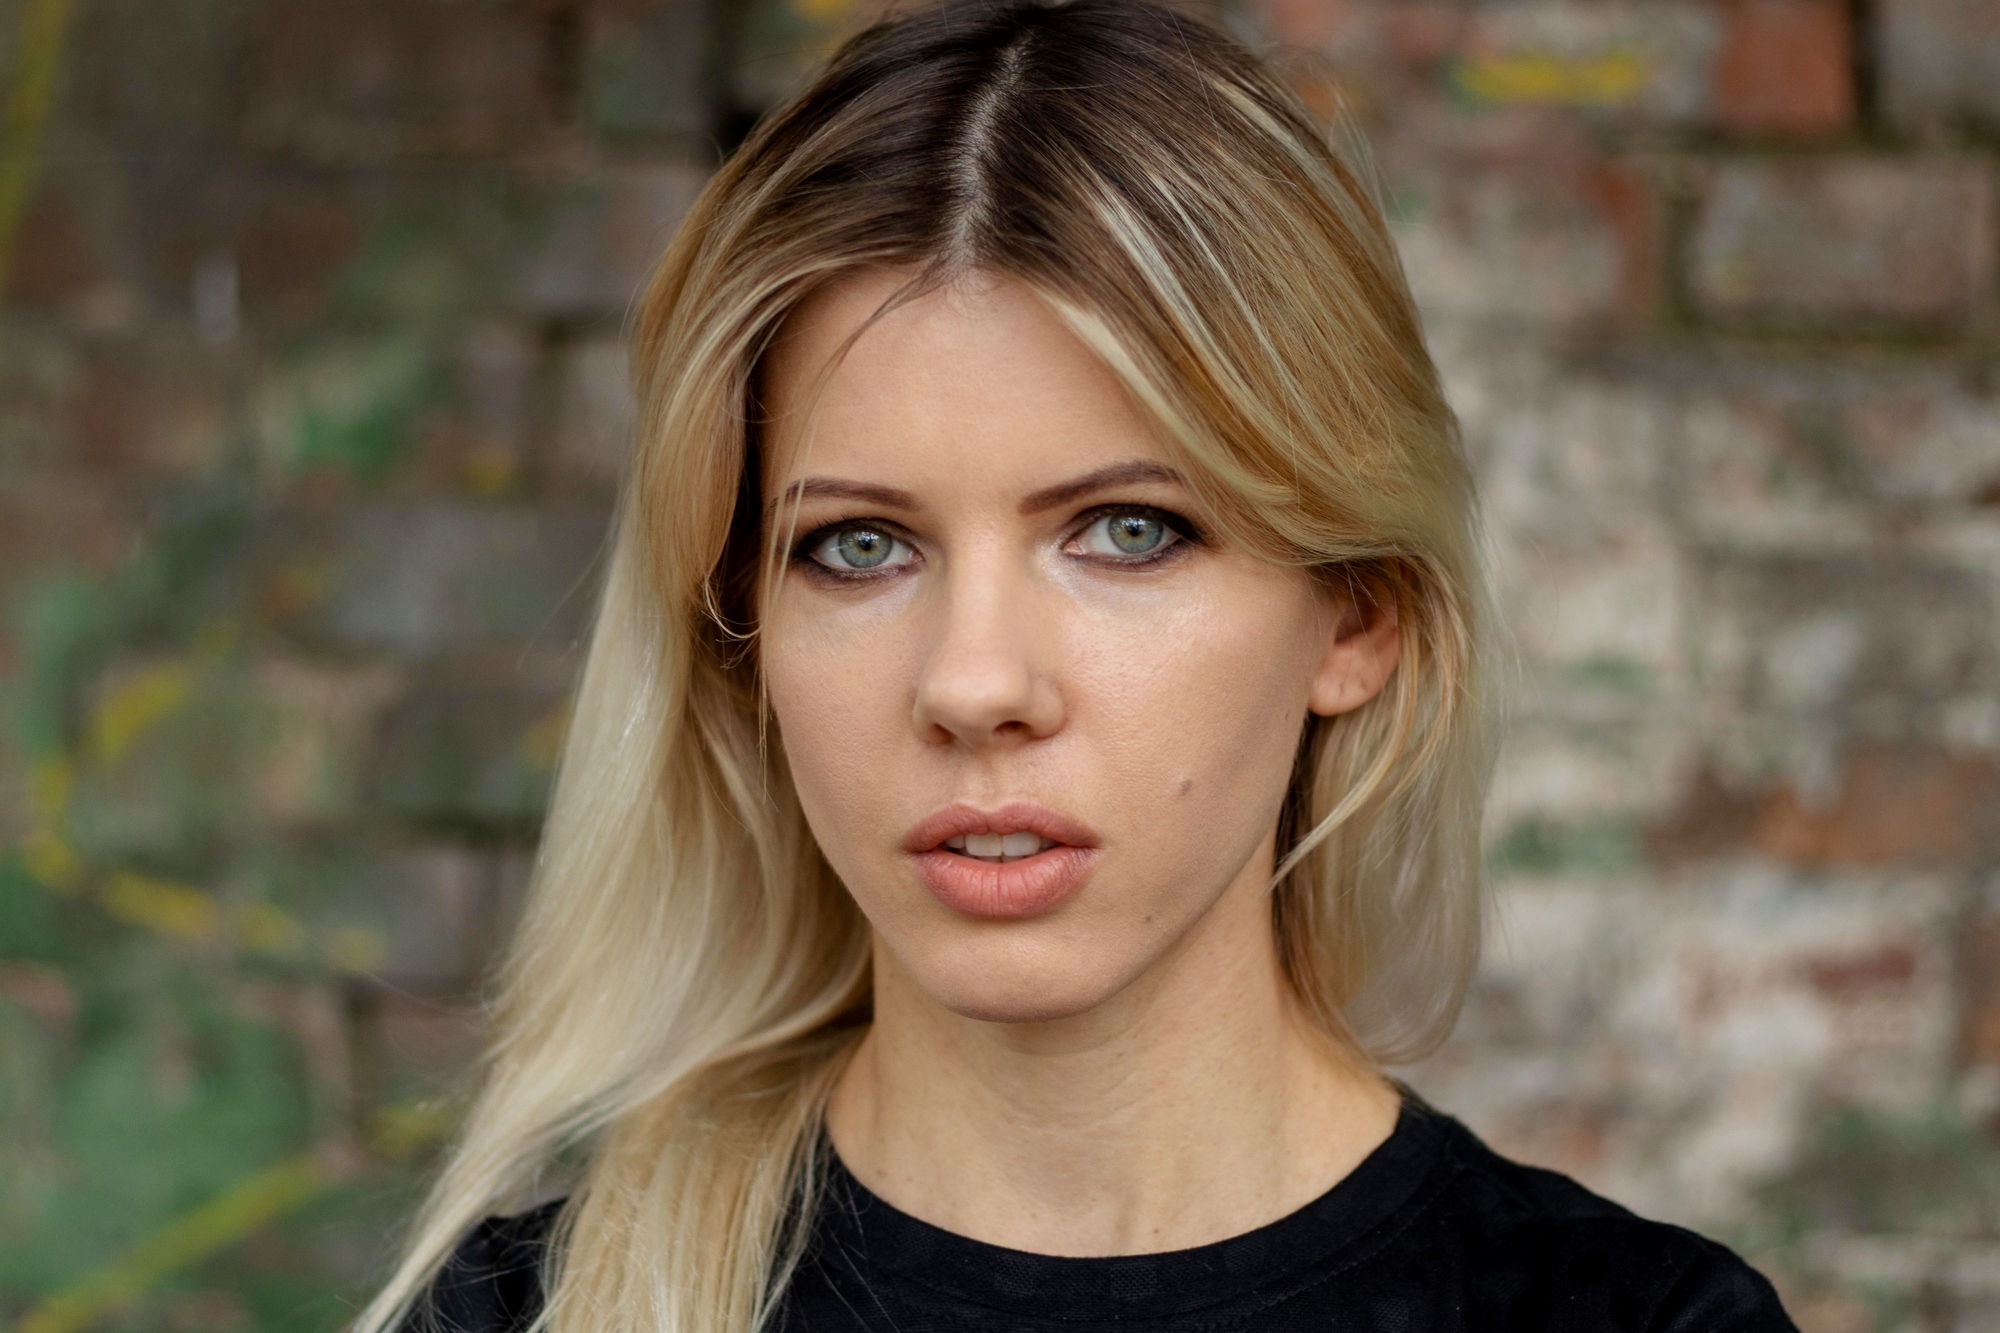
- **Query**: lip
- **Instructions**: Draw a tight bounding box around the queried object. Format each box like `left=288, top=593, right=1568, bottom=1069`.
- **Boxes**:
left=902, top=801, right=1102, bottom=919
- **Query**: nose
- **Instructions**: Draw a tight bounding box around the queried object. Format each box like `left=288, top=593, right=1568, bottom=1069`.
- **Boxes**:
left=912, top=551, right=1065, bottom=748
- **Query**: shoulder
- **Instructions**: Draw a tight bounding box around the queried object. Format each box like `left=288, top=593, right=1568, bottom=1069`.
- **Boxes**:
left=1399, top=1105, right=1798, bottom=1332
left=395, top=1198, right=565, bottom=1333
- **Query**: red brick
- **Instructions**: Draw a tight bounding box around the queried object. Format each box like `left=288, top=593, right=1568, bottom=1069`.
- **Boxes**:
left=1715, top=0, right=1853, bottom=136
left=1687, top=158, right=1996, bottom=326
left=0, top=327, right=228, bottom=477
left=0, top=471, right=147, bottom=579
left=1255, top=0, right=1361, bottom=52
left=0, top=962, right=77, bottom=1032
left=1656, top=749, right=2000, bottom=868
left=1651, top=767, right=1765, bottom=863
left=4, top=182, right=103, bottom=310
left=1585, top=161, right=1666, bottom=327
left=74, top=337, right=232, bottom=475
left=1964, top=915, right=2000, bottom=1066
left=72, top=343, right=149, bottom=469
left=234, top=183, right=371, bottom=330
left=1382, top=5, right=1463, bottom=69
left=1753, top=749, right=2000, bottom=867
left=1799, top=942, right=1918, bottom=1002
left=1780, top=1283, right=1883, bottom=1333
left=1476, top=1098, right=1610, bottom=1181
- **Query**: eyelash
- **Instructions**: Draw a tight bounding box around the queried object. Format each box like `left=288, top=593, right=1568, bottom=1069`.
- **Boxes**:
left=787, top=504, right=1205, bottom=582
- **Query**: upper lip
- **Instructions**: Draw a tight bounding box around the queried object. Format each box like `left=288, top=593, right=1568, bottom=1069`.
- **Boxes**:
left=900, top=801, right=1101, bottom=854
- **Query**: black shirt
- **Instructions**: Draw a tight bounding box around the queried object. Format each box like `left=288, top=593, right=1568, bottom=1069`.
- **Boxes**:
left=406, top=1097, right=1796, bottom=1332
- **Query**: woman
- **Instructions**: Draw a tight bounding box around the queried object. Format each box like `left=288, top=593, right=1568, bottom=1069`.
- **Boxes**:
left=364, top=2, right=1796, bottom=1330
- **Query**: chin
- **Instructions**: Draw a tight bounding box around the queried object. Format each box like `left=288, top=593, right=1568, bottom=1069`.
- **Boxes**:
left=893, top=933, right=1150, bottom=1026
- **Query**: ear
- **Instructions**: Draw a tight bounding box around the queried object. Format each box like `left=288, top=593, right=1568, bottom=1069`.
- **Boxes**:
left=1308, top=582, right=1401, bottom=717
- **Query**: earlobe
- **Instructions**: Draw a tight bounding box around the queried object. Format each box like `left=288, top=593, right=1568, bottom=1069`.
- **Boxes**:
left=1307, top=595, right=1401, bottom=717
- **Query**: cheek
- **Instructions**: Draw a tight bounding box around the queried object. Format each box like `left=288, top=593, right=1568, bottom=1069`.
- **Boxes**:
left=760, top=596, right=919, bottom=852
left=1073, top=575, right=1318, bottom=854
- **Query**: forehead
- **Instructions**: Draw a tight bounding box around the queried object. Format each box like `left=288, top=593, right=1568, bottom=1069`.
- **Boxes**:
left=759, top=268, right=1169, bottom=490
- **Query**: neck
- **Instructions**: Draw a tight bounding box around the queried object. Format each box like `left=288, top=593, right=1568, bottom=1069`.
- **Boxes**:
left=823, top=862, right=1400, bottom=1256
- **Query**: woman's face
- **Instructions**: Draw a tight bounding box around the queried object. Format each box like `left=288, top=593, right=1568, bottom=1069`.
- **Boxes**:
left=758, top=269, right=1395, bottom=1024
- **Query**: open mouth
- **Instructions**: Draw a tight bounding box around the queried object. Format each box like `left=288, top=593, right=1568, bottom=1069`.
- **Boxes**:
left=941, top=832, right=1063, bottom=863
left=903, top=803, right=1100, bottom=917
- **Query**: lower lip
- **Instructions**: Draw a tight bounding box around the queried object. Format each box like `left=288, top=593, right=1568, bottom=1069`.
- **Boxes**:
left=912, top=846, right=1098, bottom=918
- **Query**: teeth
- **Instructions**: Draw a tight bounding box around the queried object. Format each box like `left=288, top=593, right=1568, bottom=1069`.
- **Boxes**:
left=942, top=832, right=1058, bottom=863
left=1001, top=831, right=1041, bottom=858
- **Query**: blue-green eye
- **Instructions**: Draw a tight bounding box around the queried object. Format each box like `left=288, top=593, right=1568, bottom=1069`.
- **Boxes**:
left=1078, top=509, right=1177, bottom=558
left=809, top=525, right=912, bottom=572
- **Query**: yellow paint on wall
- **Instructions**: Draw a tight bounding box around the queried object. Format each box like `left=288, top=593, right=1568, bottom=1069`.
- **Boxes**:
left=15, top=1156, right=327, bottom=1333
left=20, top=829, right=82, bottom=891
left=231, top=900, right=307, bottom=957
left=519, top=702, right=573, bottom=771
left=326, top=924, right=390, bottom=973
left=791, top=0, right=858, bottom=23
left=30, top=756, right=74, bottom=821
left=0, top=0, right=77, bottom=297
left=370, top=1098, right=457, bottom=1157
left=463, top=446, right=519, bottom=497
left=1455, top=49, right=1649, bottom=107
left=90, top=662, right=194, bottom=765
left=102, top=872, right=219, bottom=943
left=15, top=1094, right=457, bottom=1333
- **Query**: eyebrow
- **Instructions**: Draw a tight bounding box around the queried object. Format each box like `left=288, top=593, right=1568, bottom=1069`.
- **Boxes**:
left=1018, top=460, right=1185, bottom=514
left=769, top=460, right=1185, bottom=518
left=768, top=478, right=917, bottom=515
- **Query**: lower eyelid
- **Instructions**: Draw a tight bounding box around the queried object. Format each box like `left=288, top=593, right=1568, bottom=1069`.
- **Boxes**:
left=1073, top=538, right=1188, bottom=566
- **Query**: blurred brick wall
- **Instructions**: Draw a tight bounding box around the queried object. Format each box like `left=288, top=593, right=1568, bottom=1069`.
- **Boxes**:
left=3, top=0, right=714, bottom=1067
left=1232, top=1, right=2000, bottom=1327
left=0, top=0, right=735, bottom=1319
left=1, top=0, right=1996, bottom=1328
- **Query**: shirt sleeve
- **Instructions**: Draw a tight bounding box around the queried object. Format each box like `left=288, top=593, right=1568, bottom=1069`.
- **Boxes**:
left=1648, top=1244, right=1800, bottom=1333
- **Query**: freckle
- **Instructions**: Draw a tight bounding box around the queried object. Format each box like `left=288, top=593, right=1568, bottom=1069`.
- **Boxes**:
left=1178, top=777, right=1193, bottom=795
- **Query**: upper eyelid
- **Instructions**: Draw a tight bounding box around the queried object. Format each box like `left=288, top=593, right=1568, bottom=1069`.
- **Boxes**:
left=789, top=515, right=917, bottom=553
left=1068, top=502, right=1201, bottom=544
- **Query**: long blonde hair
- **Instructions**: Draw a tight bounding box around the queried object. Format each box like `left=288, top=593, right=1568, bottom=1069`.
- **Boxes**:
left=359, top=2, right=1495, bottom=1329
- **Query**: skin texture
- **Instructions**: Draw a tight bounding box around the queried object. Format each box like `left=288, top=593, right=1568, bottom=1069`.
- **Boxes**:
left=758, top=268, right=1404, bottom=1257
